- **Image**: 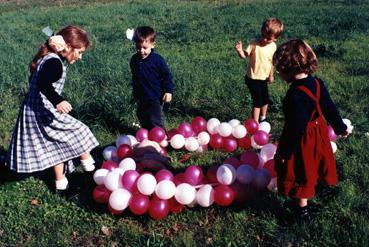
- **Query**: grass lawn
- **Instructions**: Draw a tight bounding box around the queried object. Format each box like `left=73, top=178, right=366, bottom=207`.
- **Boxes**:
left=0, top=0, right=369, bottom=246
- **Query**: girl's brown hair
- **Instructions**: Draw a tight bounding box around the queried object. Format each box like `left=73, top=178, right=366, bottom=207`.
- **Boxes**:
left=273, top=39, right=317, bottom=75
left=30, top=25, right=92, bottom=73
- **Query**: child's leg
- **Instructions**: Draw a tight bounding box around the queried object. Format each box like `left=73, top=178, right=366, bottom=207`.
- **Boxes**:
left=260, top=104, right=268, bottom=121
left=54, top=163, right=68, bottom=190
left=252, top=107, right=260, bottom=122
left=80, top=152, right=95, bottom=172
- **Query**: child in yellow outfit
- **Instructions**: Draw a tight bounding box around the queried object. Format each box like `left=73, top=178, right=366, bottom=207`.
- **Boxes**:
left=235, top=18, right=284, bottom=122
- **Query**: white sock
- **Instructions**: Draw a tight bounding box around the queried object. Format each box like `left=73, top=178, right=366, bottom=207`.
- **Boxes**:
left=260, top=115, right=266, bottom=121
left=55, top=177, right=69, bottom=190
left=81, top=156, right=95, bottom=172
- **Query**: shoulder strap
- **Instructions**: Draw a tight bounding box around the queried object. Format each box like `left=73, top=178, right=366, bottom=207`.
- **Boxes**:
left=297, top=79, right=323, bottom=120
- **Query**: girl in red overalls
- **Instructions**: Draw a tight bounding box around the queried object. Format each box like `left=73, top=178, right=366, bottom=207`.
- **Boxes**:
left=272, top=39, right=351, bottom=221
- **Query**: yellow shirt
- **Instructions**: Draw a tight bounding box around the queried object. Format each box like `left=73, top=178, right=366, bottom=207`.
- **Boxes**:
left=245, top=40, right=276, bottom=80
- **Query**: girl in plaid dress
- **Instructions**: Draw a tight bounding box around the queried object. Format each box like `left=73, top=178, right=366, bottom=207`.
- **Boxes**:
left=7, top=26, right=99, bottom=190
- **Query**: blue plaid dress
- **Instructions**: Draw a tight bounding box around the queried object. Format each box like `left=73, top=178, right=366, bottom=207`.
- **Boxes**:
left=7, top=53, right=99, bottom=173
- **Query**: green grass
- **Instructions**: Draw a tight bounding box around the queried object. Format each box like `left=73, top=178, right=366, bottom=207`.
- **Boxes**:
left=0, top=0, right=369, bottom=246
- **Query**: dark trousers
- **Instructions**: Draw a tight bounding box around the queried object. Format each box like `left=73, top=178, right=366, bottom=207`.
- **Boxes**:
left=245, top=76, right=269, bottom=108
left=137, top=101, right=164, bottom=130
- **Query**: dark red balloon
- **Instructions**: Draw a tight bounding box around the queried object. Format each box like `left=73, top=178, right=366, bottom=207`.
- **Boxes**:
left=177, top=122, right=194, bottom=138
left=238, top=136, right=251, bottom=149
left=168, top=197, right=185, bottom=213
left=191, top=116, right=208, bottom=134
left=92, top=184, right=111, bottom=204
left=148, top=127, right=166, bottom=143
left=263, top=159, right=276, bottom=178
left=214, top=185, right=235, bottom=206
left=101, top=160, right=118, bottom=171
left=223, top=156, right=240, bottom=169
left=117, top=144, right=133, bottom=160
left=173, top=173, right=185, bottom=186
left=148, top=198, right=170, bottom=220
left=253, top=130, right=269, bottom=146
left=107, top=204, right=124, bottom=215
left=240, top=150, right=259, bottom=169
left=155, top=169, right=174, bottom=182
left=244, top=118, right=259, bottom=135
left=222, top=137, right=238, bottom=152
left=206, top=165, right=219, bottom=183
left=129, top=193, right=150, bottom=215
left=167, top=128, right=179, bottom=140
left=209, top=134, right=223, bottom=149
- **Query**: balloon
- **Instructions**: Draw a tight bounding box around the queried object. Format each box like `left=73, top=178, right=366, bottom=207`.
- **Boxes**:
left=217, top=122, right=232, bottom=137
left=129, top=193, right=150, bottom=215
left=122, top=170, right=140, bottom=191
left=126, top=135, right=138, bottom=147
left=118, top=157, right=136, bottom=172
left=104, top=170, right=123, bottom=191
left=331, top=141, right=337, bottom=153
left=155, top=169, right=174, bottom=182
left=168, top=197, right=185, bottom=213
left=253, top=130, right=269, bottom=146
left=206, top=165, right=218, bottom=183
left=149, top=198, right=170, bottom=220
left=102, top=146, right=117, bottom=160
left=267, top=177, right=278, bottom=192
left=251, top=136, right=263, bottom=149
left=175, top=183, right=196, bottom=205
left=209, top=133, right=223, bottom=149
left=196, top=184, right=215, bottom=207
left=232, top=125, right=247, bottom=139
left=196, top=144, right=208, bottom=152
left=116, top=135, right=131, bottom=147
left=185, top=137, right=200, bottom=152
left=260, top=143, right=277, bottom=162
left=148, top=127, right=166, bottom=143
left=117, top=144, right=133, bottom=160
left=93, top=168, right=109, bottom=185
left=238, top=136, right=251, bottom=149
left=159, top=147, right=168, bottom=156
left=216, top=164, right=236, bottom=185
left=207, top=118, right=220, bottom=134
left=327, top=125, right=337, bottom=142
left=252, top=168, right=272, bottom=190
left=197, top=131, right=210, bottom=145
left=178, top=122, right=194, bottom=138
left=228, top=119, right=241, bottom=127
left=135, top=128, right=149, bottom=142
left=244, top=119, right=259, bottom=135
left=107, top=204, right=124, bottom=215
left=167, top=128, right=179, bottom=140
left=173, top=173, right=185, bottom=186
left=342, top=118, right=352, bottom=126
left=92, top=184, right=111, bottom=204
left=170, top=134, right=185, bottom=149
left=137, top=174, right=157, bottom=195
left=101, top=160, right=118, bottom=171
left=230, top=182, right=251, bottom=203
left=184, top=165, right=204, bottom=186
left=108, top=188, right=131, bottom=211
left=222, top=137, right=238, bottom=152
left=240, top=151, right=259, bottom=169
left=236, top=164, right=254, bottom=184
left=214, top=185, right=235, bottom=206
left=191, top=116, right=207, bottom=134
left=263, top=159, right=276, bottom=178
left=159, top=139, right=169, bottom=147
left=258, top=121, right=271, bottom=134
left=223, top=157, right=240, bottom=169
left=155, top=180, right=176, bottom=200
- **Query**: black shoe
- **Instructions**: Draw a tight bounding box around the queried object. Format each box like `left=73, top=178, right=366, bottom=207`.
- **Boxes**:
left=260, top=118, right=267, bottom=123
left=294, top=206, right=312, bottom=223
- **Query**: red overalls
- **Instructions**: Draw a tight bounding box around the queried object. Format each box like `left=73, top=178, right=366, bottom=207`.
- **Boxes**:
left=277, top=80, right=338, bottom=199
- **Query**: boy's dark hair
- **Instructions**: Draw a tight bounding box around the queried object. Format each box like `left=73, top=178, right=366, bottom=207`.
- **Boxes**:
left=261, top=18, right=284, bottom=40
left=133, top=26, right=156, bottom=44
left=273, top=39, right=318, bottom=75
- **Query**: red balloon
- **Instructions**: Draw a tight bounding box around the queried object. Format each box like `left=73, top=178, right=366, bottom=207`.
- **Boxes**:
left=244, top=118, right=259, bottom=135
left=168, top=197, right=185, bottom=213
left=191, top=116, right=207, bottom=134
left=155, top=169, right=174, bottom=182
left=117, top=144, right=133, bottom=160
left=253, top=130, right=269, bottom=146
left=263, top=159, right=277, bottom=178
left=222, top=137, right=238, bottom=152
left=122, top=170, right=140, bottom=191
left=167, top=128, right=179, bottom=140
left=223, top=156, right=240, bottom=169
left=238, top=136, right=251, bottom=149
left=159, top=147, right=168, bottom=156
left=148, top=198, right=170, bottom=220
left=101, top=160, right=118, bottom=171
left=177, top=122, right=194, bottom=138
left=173, top=173, right=185, bottom=186
left=214, top=185, right=235, bottom=206
left=107, top=204, right=124, bottom=215
left=129, top=193, right=150, bottom=215
left=209, top=134, right=223, bottom=149
left=206, top=165, right=218, bottom=183
left=184, top=165, right=204, bottom=186
left=240, top=150, right=259, bottom=169
left=148, top=127, right=166, bottom=143
left=92, top=184, right=111, bottom=204
left=136, top=128, right=149, bottom=142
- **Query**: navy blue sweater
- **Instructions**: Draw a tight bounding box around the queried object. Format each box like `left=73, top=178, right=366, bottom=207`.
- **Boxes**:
left=277, top=75, right=347, bottom=160
left=130, top=50, right=174, bottom=103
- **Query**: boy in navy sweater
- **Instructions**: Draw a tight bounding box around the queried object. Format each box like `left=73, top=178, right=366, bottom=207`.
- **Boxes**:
left=130, top=26, right=174, bottom=130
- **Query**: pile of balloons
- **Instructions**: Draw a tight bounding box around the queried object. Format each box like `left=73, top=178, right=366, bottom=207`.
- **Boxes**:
left=327, top=118, right=353, bottom=153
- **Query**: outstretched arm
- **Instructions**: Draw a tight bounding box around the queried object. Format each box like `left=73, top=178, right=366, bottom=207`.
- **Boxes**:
left=235, top=40, right=248, bottom=58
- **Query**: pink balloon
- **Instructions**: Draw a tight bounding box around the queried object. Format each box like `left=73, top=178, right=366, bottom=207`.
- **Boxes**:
left=327, top=125, right=337, bottom=142
left=92, top=184, right=111, bottom=204
left=155, top=169, right=174, bottom=182
left=209, top=133, right=223, bottom=149
left=148, top=127, right=166, bottom=143
left=253, top=130, right=269, bottom=146
left=122, top=170, right=140, bottom=191
left=178, top=122, right=194, bottom=138
left=240, top=151, right=259, bottom=169
left=214, top=185, right=235, bottom=206
left=148, top=197, right=170, bottom=220
left=223, top=157, right=240, bottom=169
left=184, top=165, right=204, bottom=186
left=222, top=137, right=238, bottom=152
left=101, top=160, right=118, bottom=171
left=191, top=116, right=207, bottom=134
left=168, top=197, right=185, bottom=213
left=206, top=165, right=218, bottom=183
left=129, top=193, right=150, bottom=215
left=136, top=128, right=149, bottom=142
left=244, top=118, right=259, bottom=135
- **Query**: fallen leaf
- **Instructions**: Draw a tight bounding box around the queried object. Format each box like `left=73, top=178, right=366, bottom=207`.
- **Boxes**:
left=101, top=226, right=112, bottom=236
left=30, top=199, right=39, bottom=205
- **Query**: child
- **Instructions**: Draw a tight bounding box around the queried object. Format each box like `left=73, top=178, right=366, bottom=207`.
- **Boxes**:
left=235, top=18, right=284, bottom=122
left=272, top=39, right=351, bottom=221
left=6, top=25, right=99, bottom=190
left=129, top=26, right=174, bottom=130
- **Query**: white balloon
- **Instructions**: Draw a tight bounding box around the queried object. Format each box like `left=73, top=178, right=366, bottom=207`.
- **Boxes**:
left=155, top=180, right=176, bottom=200
left=342, top=118, right=352, bottom=126
left=196, top=184, right=214, bottom=207
left=160, top=139, right=169, bottom=147
left=232, top=125, right=247, bottom=139
left=102, top=146, right=117, bottom=160
left=104, top=170, right=123, bottom=191
left=93, top=168, right=109, bottom=185
left=170, top=134, right=185, bottom=149
left=175, top=183, right=196, bottom=205
left=185, top=137, right=200, bottom=152
left=228, top=119, right=241, bottom=128
left=207, top=118, right=220, bottom=134
left=258, top=121, right=271, bottom=134
left=260, top=143, right=277, bottom=162
left=236, top=165, right=254, bottom=184
left=331, top=141, right=337, bottom=153
left=108, top=188, right=131, bottom=211
left=216, top=164, right=236, bottom=185
left=197, top=131, right=210, bottom=145
left=267, top=177, right=278, bottom=192
left=137, top=174, right=157, bottom=195
left=217, top=122, right=232, bottom=137
left=118, top=157, right=136, bottom=172
left=127, top=134, right=138, bottom=146
left=252, top=168, right=271, bottom=189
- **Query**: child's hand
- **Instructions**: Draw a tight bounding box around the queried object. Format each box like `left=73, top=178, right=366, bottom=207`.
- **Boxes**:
left=235, top=40, right=243, bottom=51
left=56, top=100, right=72, bottom=113
left=268, top=75, right=274, bottom=83
left=162, top=93, right=172, bottom=103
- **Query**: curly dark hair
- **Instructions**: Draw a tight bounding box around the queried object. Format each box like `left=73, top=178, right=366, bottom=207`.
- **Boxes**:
left=273, top=39, right=317, bottom=75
